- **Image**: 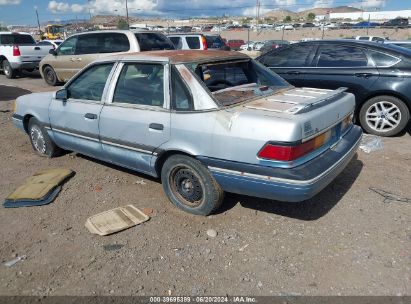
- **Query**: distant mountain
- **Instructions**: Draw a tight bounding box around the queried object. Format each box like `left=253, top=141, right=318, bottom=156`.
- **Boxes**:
left=263, top=6, right=362, bottom=20
left=263, top=9, right=298, bottom=20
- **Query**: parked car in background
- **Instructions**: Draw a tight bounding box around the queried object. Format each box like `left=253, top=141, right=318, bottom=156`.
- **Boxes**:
left=226, top=39, right=245, bottom=51
left=257, top=40, right=411, bottom=136
left=354, top=36, right=386, bottom=42
left=239, top=41, right=255, bottom=51
left=40, top=30, right=175, bottom=86
left=352, top=21, right=380, bottom=28
left=275, top=24, right=294, bottom=31
left=13, top=50, right=361, bottom=215
left=37, top=39, right=63, bottom=49
left=167, top=33, right=230, bottom=51
left=384, top=40, right=411, bottom=50
left=253, top=41, right=265, bottom=51
left=0, top=32, right=52, bottom=78
left=259, top=40, right=289, bottom=54
left=382, top=18, right=409, bottom=28
left=302, top=22, right=316, bottom=28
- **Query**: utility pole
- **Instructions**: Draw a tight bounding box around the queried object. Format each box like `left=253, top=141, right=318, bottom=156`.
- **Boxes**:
left=88, top=0, right=92, bottom=21
left=35, top=7, right=41, bottom=37
left=125, top=0, right=130, bottom=29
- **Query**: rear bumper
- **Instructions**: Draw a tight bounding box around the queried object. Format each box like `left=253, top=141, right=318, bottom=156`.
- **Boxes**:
left=203, top=125, right=362, bottom=202
left=10, top=61, right=40, bottom=70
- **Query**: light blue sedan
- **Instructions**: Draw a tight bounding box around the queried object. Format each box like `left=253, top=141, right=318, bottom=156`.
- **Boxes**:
left=12, top=50, right=362, bottom=215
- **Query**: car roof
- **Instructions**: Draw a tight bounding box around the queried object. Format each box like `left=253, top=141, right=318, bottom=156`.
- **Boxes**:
left=68, top=29, right=162, bottom=37
left=290, top=39, right=411, bottom=57
left=99, top=50, right=249, bottom=64
left=384, top=40, right=411, bottom=44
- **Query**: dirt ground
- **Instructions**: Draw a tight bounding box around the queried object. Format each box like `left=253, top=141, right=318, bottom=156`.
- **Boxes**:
left=0, top=71, right=410, bottom=297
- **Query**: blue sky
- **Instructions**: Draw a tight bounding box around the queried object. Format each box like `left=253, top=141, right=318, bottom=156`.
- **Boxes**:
left=0, top=0, right=409, bottom=25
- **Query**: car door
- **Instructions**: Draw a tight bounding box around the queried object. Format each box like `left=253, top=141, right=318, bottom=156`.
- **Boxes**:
left=50, top=35, right=78, bottom=81
left=98, top=62, right=171, bottom=175
left=49, top=62, right=115, bottom=157
left=258, top=44, right=315, bottom=87
left=302, top=44, right=379, bottom=105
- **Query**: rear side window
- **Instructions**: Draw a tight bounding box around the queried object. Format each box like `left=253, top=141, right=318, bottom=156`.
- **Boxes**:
left=358, top=37, right=369, bottom=40
left=135, top=33, right=175, bottom=51
left=171, top=66, right=194, bottom=111
left=0, top=34, right=35, bottom=45
left=169, top=37, right=182, bottom=49
left=317, top=45, right=369, bottom=67
left=186, top=37, right=200, bottom=49
left=76, top=33, right=130, bottom=54
left=205, top=35, right=224, bottom=48
left=260, top=45, right=314, bottom=67
left=369, top=50, right=399, bottom=67
left=113, top=63, right=164, bottom=107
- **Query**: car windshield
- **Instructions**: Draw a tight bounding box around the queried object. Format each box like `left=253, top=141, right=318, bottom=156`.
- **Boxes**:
left=188, top=59, right=290, bottom=106
left=134, top=33, right=175, bottom=51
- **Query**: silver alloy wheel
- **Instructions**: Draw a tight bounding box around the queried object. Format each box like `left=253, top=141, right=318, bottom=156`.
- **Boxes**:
left=30, top=125, right=46, bottom=154
left=3, top=63, right=10, bottom=76
left=365, top=101, right=401, bottom=133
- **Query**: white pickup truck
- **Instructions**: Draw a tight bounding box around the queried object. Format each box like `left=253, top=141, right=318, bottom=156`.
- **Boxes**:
left=0, top=32, right=52, bottom=79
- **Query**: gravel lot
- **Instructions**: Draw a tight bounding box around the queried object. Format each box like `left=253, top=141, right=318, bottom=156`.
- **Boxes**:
left=0, top=72, right=410, bottom=296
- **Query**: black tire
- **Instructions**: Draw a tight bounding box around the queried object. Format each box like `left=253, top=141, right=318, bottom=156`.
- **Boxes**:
left=161, top=155, right=224, bottom=216
left=28, top=117, right=60, bottom=157
left=25, top=68, right=35, bottom=73
left=43, top=66, right=59, bottom=86
left=3, top=60, right=17, bottom=79
left=359, top=95, right=410, bottom=137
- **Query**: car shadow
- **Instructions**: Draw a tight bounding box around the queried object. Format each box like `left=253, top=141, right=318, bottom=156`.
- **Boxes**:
left=75, top=153, right=160, bottom=183
left=215, top=155, right=363, bottom=221
left=74, top=152, right=362, bottom=221
left=16, top=70, right=42, bottom=79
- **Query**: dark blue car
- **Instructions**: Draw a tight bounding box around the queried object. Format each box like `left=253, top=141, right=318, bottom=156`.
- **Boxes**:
left=257, top=40, right=411, bottom=136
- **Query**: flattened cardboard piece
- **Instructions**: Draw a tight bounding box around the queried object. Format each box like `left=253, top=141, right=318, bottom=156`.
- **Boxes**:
left=3, top=168, right=75, bottom=208
left=85, top=205, right=149, bottom=236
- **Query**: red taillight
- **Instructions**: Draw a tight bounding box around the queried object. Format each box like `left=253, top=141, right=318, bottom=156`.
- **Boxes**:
left=13, top=45, right=21, bottom=56
left=201, top=36, right=208, bottom=50
left=258, top=131, right=331, bottom=162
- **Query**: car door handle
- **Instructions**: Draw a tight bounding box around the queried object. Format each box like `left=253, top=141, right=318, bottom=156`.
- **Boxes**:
left=34, top=46, right=40, bottom=50
left=149, top=123, right=164, bottom=131
left=287, top=71, right=301, bottom=75
left=355, top=73, right=373, bottom=78
left=84, top=113, right=97, bottom=120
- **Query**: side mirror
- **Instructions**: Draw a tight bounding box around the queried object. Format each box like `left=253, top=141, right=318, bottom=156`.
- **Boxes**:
left=49, top=49, right=57, bottom=55
left=55, top=89, right=67, bottom=101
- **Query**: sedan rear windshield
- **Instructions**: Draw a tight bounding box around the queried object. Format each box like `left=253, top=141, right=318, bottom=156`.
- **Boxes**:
left=188, top=59, right=290, bottom=106
left=0, top=34, right=35, bottom=45
left=135, top=33, right=175, bottom=51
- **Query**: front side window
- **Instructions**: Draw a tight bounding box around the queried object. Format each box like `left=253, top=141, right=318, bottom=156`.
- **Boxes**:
left=113, top=63, right=164, bottom=107
left=67, top=63, right=113, bottom=101
left=57, top=36, right=77, bottom=55
left=317, top=45, right=369, bottom=67
left=260, top=45, right=314, bottom=67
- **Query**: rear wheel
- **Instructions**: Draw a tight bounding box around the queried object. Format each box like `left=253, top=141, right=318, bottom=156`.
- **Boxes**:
left=28, top=117, right=60, bottom=157
left=3, top=60, right=17, bottom=79
left=43, top=66, right=59, bottom=86
left=359, top=96, right=410, bottom=137
left=161, top=155, right=224, bottom=216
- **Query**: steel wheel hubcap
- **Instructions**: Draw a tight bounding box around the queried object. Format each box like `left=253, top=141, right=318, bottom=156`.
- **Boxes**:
left=170, top=167, right=203, bottom=207
left=46, top=70, right=55, bottom=82
left=30, top=126, right=46, bottom=154
left=365, top=101, right=401, bottom=132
